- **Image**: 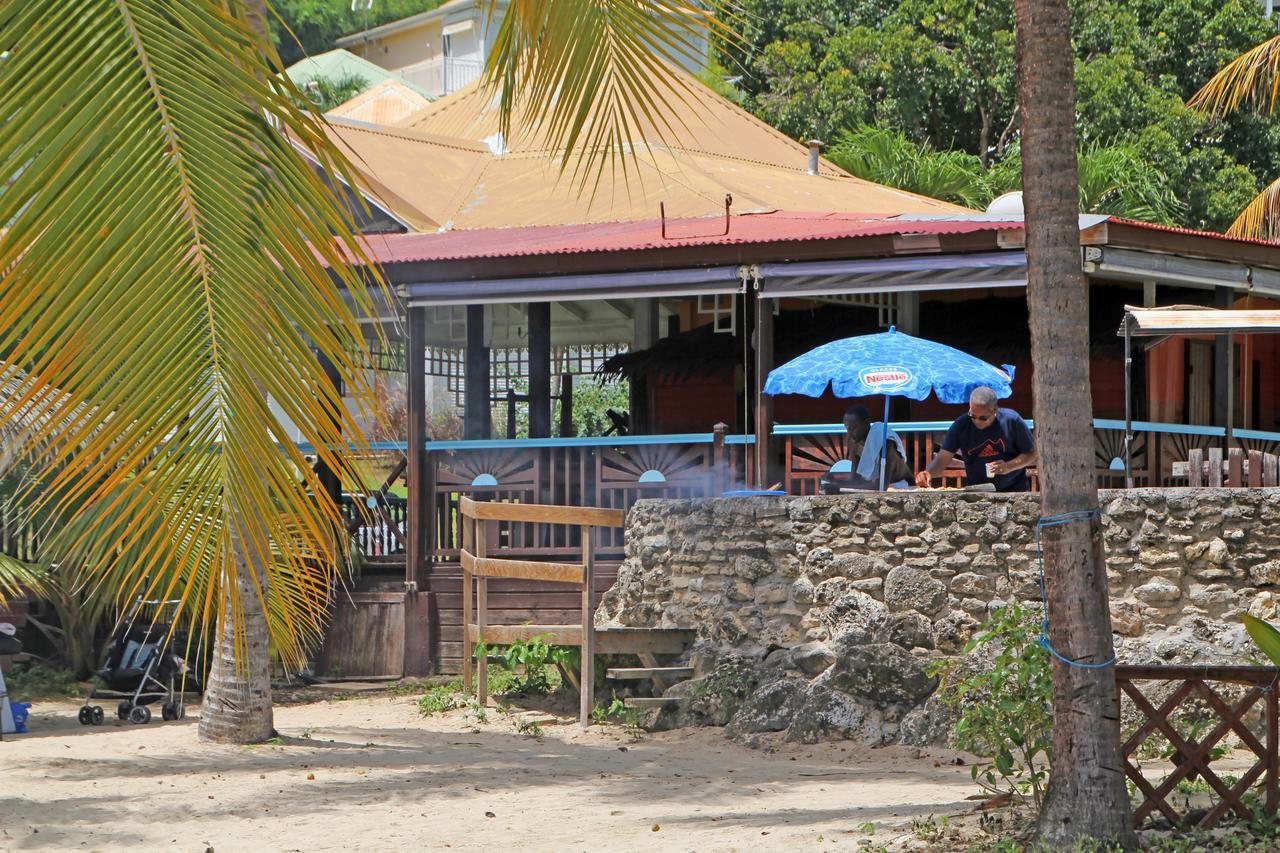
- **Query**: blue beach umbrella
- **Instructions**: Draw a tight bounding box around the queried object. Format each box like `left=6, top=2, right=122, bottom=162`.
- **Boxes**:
left=764, top=327, right=1015, bottom=489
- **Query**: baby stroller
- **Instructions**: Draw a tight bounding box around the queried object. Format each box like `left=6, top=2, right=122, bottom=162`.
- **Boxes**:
left=79, top=599, right=190, bottom=726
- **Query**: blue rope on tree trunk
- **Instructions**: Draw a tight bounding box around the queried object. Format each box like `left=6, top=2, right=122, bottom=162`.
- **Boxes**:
left=1035, top=507, right=1116, bottom=669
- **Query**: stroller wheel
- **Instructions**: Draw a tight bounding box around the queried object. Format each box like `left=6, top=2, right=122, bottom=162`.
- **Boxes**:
left=162, top=702, right=174, bottom=721
left=91, top=706, right=105, bottom=725
left=128, top=705, right=151, bottom=725
left=78, top=706, right=93, bottom=725
left=117, top=701, right=131, bottom=720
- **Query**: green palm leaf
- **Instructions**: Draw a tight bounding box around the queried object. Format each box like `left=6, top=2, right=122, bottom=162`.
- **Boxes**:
left=0, top=0, right=385, bottom=666
left=482, top=0, right=742, bottom=185
left=1241, top=613, right=1280, bottom=667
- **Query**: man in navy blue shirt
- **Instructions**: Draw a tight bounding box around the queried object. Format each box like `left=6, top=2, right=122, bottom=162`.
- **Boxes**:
left=915, top=386, right=1037, bottom=492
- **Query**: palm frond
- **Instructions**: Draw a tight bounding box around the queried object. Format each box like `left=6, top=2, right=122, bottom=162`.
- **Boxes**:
left=0, top=0, right=386, bottom=666
left=483, top=0, right=743, bottom=184
left=1076, top=145, right=1183, bottom=224
left=1226, top=173, right=1280, bottom=241
left=1189, top=35, right=1280, bottom=118
left=827, top=126, right=988, bottom=209
left=0, top=553, right=45, bottom=604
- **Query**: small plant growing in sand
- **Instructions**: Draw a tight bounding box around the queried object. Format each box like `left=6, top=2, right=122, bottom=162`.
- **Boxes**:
left=417, top=683, right=465, bottom=716
left=592, top=696, right=644, bottom=739
left=930, top=601, right=1052, bottom=810
left=513, top=718, right=544, bottom=738
left=463, top=698, right=488, bottom=725
left=496, top=635, right=576, bottom=695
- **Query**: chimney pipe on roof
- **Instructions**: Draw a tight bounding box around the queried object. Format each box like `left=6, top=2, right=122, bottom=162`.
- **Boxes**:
left=807, top=140, right=823, bottom=176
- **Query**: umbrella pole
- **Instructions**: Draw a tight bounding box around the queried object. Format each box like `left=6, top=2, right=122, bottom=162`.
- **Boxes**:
left=879, top=394, right=890, bottom=491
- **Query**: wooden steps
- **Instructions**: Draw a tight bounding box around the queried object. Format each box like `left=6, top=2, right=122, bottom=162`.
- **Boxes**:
left=623, top=696, right=680, bottom=709
left=606, top=666, right=694, bottom=680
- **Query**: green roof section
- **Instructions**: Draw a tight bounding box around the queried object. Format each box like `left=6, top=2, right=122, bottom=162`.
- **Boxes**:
left=284, top=49, right=434, bottom=101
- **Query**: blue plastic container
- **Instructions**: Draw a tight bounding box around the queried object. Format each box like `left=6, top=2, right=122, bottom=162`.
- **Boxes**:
left=9, top=701, right=30, bottom=733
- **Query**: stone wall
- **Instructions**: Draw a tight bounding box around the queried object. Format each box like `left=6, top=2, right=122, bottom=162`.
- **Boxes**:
left=596, top=489, right=1280, bottom=745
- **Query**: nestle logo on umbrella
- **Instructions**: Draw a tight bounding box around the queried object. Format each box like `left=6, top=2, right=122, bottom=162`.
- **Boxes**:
left=859, top=367, right=913, bottom=389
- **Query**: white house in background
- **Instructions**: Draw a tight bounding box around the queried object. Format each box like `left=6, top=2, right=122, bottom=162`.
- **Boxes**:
left=335, top=0, right=507, bottom=98
left=334, top=0, right=709, bottom=99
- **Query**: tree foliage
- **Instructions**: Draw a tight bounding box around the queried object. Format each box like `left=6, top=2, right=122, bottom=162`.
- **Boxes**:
left=724, top=0, right=1273, bottom=230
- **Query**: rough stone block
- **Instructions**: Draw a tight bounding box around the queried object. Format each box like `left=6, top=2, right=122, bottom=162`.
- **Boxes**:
left=883, top=566, right=947, bottom=615
left=1249, top=559, right=1280, bottom=587
left=950, top=572, right=993, bottom=596
left=1134, top=577, right=1181, bottom=603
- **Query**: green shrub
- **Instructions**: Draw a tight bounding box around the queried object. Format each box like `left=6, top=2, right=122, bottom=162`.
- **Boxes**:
left=930, top=601, right=1053, bottom=809
left=4, top=662, right=82, bottom=699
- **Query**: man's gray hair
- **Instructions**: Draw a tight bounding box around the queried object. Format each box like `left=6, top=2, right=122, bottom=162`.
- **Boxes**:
left=969, top=386, right=998, bottom=410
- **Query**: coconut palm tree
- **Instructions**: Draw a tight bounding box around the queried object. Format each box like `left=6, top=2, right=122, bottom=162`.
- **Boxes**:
left=1191, top=37, right=1280, bottom=239
left=1012, top=0, right=1135, bottom=845
left=0, top=0, right=734, bottom=746
left=0, top=0, right=384, bottom=743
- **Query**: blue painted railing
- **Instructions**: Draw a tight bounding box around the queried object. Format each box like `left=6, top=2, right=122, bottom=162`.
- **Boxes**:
left=774, top=418, right=1280, bottom=442
left=297, top=432, right=755, bottom=455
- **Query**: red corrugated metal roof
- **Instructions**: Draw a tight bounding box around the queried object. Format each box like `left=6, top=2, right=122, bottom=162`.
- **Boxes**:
left=1107, top=217, right=1279, bottom=248
left=357, top=211, right=1025, bottom=265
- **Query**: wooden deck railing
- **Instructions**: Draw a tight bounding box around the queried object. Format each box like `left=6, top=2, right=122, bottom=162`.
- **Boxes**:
left=1117, top=665, right=1280, bottom=829
left=459, top=496, right=625, bottom=729
left=1179, top=447, right=1280, bottom=487
left=337, top=419, right=1280, bottom=570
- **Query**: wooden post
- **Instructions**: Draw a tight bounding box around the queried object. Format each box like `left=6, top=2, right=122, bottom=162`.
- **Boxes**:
left=1250, top=450, right=1263, bottom=487
left=315, top=350, right=343, bottom=510
left=406, top=307, right=428, bottom=587
left=528, top=302, right=552, bottom=438
left=580, top=523, right=595, bottom=729
left=405, top=309, right=437, bottom=676
left=505, top=388, right=518, bottom=439
left=1188, top=448, right=1204, bottom=487
left=1269, top=677, right=1279, bottom=814
left=461, top=511, right=473, bottom=693
left=752, top=291, right=774, bottom=488
left=559, top=372, right=574, bottom=437
left=1214, top=285, right=1232, bottom=448
left=630, top=299, right=659, bottom=435
left=1229, top=448, right=1244, bottom=487
left=476, top=518, right=488, bottom=705
left=1266, top=453, right=1279, bottom=487
left=1209, top=447, right=1224, bottom=488
left=465, top=305, right=490, bottom=439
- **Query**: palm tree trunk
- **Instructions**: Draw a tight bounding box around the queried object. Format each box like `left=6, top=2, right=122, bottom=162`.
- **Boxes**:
left=195, top=0, right=279, bottom=748
left=198, top=510, right=274, bottom=743
left=1013, top=0, right=1136, bottom=846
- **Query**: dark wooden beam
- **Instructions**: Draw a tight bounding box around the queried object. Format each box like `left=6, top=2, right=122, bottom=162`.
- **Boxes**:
left=753, top=291, right=774, bottom=488
left=528, top=302, right=552, bottom=438
left=605, top=299, right=635, bottom=319
left=630, top=299, right=659, bottom=435
left=1214, top=285, right=1232, bottom=443
left=465, top=305, right=490, bottom=439
left=406, top=306, right=428, bottom=587
left=404, top=306, right=434, bottom=675
left=555, top=301, right=588, bottom=321
left=315, top=351, right=343, bottom=510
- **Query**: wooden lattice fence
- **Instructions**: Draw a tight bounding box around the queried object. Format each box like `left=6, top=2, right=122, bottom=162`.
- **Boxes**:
left=1117, top=665, right=1280, bottom=829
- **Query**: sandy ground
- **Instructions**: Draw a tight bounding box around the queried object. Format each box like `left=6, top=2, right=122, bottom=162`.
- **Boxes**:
left=0, top=691, right=983, bottom=853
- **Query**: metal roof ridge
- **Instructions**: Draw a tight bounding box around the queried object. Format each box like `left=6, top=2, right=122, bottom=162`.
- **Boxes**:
left=324, top=116, right=491, bottom=153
